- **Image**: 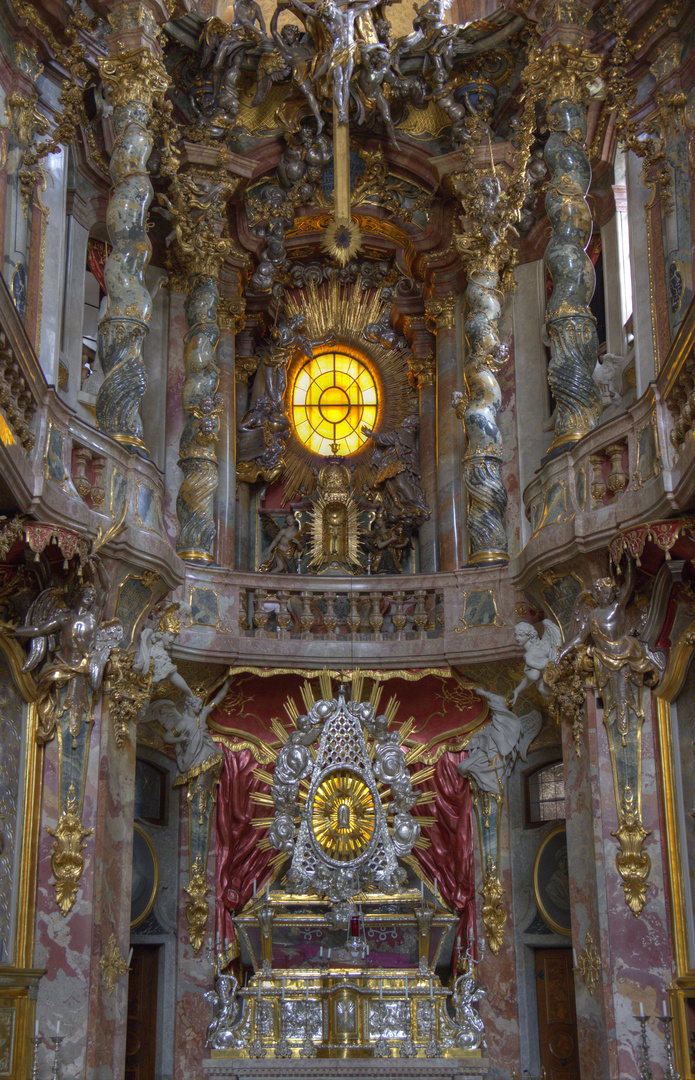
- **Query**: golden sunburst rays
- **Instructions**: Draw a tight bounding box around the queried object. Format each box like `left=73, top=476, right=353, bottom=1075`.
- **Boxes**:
left=281, top=278, right=412, bottom=503
left=322, top=217, right=363, bottom=265
left=311, top=770, right=376, bottom=860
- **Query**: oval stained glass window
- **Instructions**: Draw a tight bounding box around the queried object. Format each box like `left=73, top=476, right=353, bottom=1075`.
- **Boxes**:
left=291, top=351, right=378, bottom=457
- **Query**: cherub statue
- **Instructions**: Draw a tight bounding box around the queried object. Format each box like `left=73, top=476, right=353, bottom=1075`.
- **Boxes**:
left=144, top=677, right=232, bottom=780
left=259, top=512, right=304, bottom=573
left=365, top=507, right=410, bottom=573
left=265, top=11, right=325, bottom=132
left=354, top=44, right=398, bottom=146
left=205, top=962, right=243, bottom=1049
left=457, top=689, right=542, bottom=794
left=133, top=604, right=196, bottom=701
left=450, top=968, right=486, bottom=1050
left=16, top=553, right=121, bottom=742
left=510, top=620, right=563, bottom=705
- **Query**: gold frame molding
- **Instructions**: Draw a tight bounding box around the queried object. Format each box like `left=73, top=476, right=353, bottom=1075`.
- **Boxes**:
left=653, top=616, right=695, bottom=1077
left=130, top=823, right=159, bottom=930
left=0, top=635, right=44, bottom=1080
left=532, top=822, right=571, bottom=937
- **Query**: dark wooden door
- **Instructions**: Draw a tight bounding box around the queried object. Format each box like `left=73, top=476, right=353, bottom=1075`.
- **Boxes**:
left=535, top=948, right=581, bottom=1080
left=125, top=944, right=159, bottom=1080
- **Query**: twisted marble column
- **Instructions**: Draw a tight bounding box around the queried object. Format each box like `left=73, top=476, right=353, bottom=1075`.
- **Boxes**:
left=177, top=274, right=223, bottom=562
left=461, top=265, right=508, bottom=564
left=426, top=297, right=464, bottom=571
left=96, top=50, right=167, bottom=449
left=544, top=98, right=601, bottom=450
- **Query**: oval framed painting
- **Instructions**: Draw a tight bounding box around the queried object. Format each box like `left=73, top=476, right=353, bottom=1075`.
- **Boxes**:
left=532, top=822, right=571, bottom=936
left=130, top=823, right=159, bottom=930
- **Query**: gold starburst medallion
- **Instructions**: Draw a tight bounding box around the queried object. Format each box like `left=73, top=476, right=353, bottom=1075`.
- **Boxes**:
left=311, top=770, right=375, bottom=860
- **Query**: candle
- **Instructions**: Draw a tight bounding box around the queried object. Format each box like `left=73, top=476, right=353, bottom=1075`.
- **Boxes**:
left=34, top=1019, right=38, bottom=1038
left=429, top=978, right=433, bottom=1001
left=433, top=879, right=438, bottom=907
left=266, top=883, right=270, bottom=901
left=282, top=978, right=285, bottom=1001
left=405, top=977, right=408, bottom=1001
left=420, top=880, right=424, bottom=901
left=56, top=1020, right=60, bottom=1035
left=128, top=947, right=133, bottom=967
left=572, top=948, right=577, bottom=967
left=379, top=981, right=383, bottom=1001
left=327, top=948, right=331, bottom=960
left=639, top=1002, right=644, bottom=1017
left=663, top=1000, right=669, bottom=1018
left=253, top=879, right=257, bottom=896
left=305, top=979, right=309, bottom=1002
left=257, top=981, right=261, bottom=1002
left=320, top=946, right=324, bottom=959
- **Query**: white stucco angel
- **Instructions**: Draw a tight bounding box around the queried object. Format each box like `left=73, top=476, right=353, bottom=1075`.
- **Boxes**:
left=144, top=676, right=232, bottom=779
left=457, top=689, right=542, bottom=794
left=510, top=620, right=563, bottom=706
left=133, top=603, right=196, bottom=701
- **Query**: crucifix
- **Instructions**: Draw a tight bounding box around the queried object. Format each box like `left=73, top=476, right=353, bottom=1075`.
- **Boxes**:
left=284, top=0, right=381, bottom=261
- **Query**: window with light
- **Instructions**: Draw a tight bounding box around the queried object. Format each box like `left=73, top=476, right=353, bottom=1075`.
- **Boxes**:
left=291, top=351, right=378, bottom=457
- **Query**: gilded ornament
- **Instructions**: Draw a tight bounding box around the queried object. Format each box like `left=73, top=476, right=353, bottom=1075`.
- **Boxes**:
left=99, top=933, right=130, bottom=996
left=47, top=785, right=93, bottom=917
left=184, top=855, right=210, bottom=953
left=425, top=297, right=456, bottom=333
left=522, top=43, right=602, bottom=106
left=574, top=931, right=601, bottom=997
left=612, top=788, right=652, bottom=918
left=98, top=48, right=169, bottom=111
left=105, top=648, right=153, bottom=750
left=408, top=354, right=436, bottom=388
left=480, top=857, right=506, bottom=956
left=218, top=297, right=246, bottom=332
left=311, top=771, right=376, bottom=859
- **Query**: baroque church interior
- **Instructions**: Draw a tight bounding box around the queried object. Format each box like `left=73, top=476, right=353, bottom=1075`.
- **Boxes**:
left=0, top=0, right=695, bottom=1076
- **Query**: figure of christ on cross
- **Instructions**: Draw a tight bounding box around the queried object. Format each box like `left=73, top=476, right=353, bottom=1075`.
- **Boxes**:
left=281, top=0, right=381, bottom=124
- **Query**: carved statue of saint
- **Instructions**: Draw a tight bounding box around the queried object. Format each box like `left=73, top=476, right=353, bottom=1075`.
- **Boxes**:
left=363, top=414, right=430, bottom=525
left=259, top=512, right=305, bottom=573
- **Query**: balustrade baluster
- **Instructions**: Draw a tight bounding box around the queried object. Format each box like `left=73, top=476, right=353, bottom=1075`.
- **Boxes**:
left=392, top=590, right=407, bottom=641
left=238, top=588, right=250, bottom=632
left=323, top=591, right=338, bottom=639
left=369, top=591, right=384, bottom=640
left=347, top=591, right=361, bottom=636
left=253, top=590, right=270, bottom=637
left=277, top=590, right=292, bottom=639
left=299, top=590, right=315, bottom=639
left=413, top=589, right=428, bottom=640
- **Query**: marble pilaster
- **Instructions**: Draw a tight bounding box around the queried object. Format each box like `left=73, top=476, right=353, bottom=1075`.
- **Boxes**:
left=562, top=689, right=673, bottom=1079
left=426, top=296, right=465, bottom=571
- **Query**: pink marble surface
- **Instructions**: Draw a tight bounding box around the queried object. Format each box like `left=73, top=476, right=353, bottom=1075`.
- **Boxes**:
left=173, top=787, right=218, bottom=1079
left=564, top=690, right=673, bottom=1080
left=32, top=693, right=136, bottom=1079
left=476, top=803, right=521, bottom=1078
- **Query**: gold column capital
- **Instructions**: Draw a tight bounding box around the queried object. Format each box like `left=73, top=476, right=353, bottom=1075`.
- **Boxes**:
left=218, top=296, right=246, bottom=333
left=408, top=353, right=436, bottom=388
left=523, top=41, right=602, bottom=105
left=98, top=47, right=169, bottom=110
left=425, top=296, right=457, bottom=333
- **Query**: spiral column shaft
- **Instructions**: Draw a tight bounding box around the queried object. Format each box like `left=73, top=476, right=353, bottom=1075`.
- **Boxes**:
left=177, top=274, right=222, bottom=562
left=462, top=266, right=508, bottom=565
left=96, top=48, right=168, bottom=449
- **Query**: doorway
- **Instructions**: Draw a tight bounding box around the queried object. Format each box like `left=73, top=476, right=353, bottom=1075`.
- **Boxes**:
left=535, top=948, right=581, bottom=1080
left=125, top=944, right=160, bottom=1080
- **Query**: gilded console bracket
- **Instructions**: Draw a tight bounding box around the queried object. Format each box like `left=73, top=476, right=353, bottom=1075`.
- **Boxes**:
left=469, top=785, right=506, bottom=955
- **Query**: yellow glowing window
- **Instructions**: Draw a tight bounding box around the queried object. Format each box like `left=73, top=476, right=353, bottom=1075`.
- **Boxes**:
left=291, top=351, right=378, bottom=457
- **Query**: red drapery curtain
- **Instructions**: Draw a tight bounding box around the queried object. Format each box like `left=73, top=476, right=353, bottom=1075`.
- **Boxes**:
left=86, top=238, right=110, bottom=294
left=412, top=750, right=476, bottom=970
left=215, top=745, right=273, bottom=950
